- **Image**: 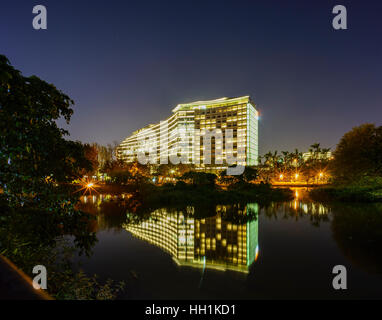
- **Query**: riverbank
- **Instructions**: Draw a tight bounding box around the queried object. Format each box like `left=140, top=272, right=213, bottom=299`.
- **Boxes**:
left=309, top=184, right=382, bottom=202
left=271, top=183, right=330, bottom=188
left=83, top=181, right=294, bottom=205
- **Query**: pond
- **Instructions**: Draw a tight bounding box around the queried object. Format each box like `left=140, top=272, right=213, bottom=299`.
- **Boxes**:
left=75, top=189, right=382, bottom=299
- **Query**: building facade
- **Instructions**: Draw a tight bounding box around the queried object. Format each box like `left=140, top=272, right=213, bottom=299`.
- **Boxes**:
left=117, top=96, right=259, bottom=171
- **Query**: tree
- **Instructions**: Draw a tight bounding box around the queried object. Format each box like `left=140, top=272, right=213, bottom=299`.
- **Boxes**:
left=242, top=166, right=259, bottom=183
left=155, top=163, right=194, bottom=183
left=82, top=143, right=99, bottom=176
left=0, top=54, right=95, bottom=255
left=218, top=166, right=259, bottom=186
left=258, top=151, right=281, bottom=183
left=218, top=170, right=238, bottom=185
left=94, top=141, right=119, bottom=170
left=180, top=171, right=217, bottom=186
left=332, top=124, right=382, bottom=183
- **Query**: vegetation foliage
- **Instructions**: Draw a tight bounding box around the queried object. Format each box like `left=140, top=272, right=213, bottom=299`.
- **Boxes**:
left=310, top=124, right=382, bottom=202
left=0, top=55, right=123, bottom=299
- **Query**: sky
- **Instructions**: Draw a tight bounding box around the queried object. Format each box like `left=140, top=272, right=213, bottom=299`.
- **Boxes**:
left=1, top=0, right=382, bottom=154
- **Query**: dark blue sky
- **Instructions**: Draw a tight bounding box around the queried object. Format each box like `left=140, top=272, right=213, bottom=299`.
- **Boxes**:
left=2, top=0, right=381, bottom=154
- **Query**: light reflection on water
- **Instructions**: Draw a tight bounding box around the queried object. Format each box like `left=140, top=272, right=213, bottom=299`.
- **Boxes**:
left=80, top=195, right=260, bottom=274
left=123, top=204, right=259, bottom=274
left=77, top=191, right=382, bottom=299
left=79, top=191, right=329, bottom=275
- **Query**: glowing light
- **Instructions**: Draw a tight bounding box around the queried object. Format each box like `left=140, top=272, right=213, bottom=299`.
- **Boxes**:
left=295, top=173, right=299, bottom=179
left=75, top=178, right=99, bottom=195
left=319, top=172, right=323, bottom=178
left=279, top=174, right=284, bottom=180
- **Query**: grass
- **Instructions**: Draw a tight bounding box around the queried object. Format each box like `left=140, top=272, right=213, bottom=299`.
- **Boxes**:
left=309, top=180, right=382, bottom=203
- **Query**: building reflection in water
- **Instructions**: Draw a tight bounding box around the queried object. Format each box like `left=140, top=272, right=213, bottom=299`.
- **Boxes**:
left=123, top=204, right=259, bottom=273
left=81, top=192, right=329, bottom=272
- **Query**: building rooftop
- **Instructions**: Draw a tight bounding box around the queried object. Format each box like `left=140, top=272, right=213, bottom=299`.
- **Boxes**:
left=172, top=96, right=252, bottom=113
left=129, top=96, right=255, bottom=136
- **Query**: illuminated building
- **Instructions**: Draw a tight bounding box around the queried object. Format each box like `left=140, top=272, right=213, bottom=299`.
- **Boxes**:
left=117, top=96, right=259, bottom=171
left=302, top=151, right=332, bottom=161
left=123, top=204, right=259, bottom=273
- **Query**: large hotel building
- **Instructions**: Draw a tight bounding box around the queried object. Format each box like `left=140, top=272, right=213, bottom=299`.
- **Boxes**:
left=117, top=96, right=259, bottom=171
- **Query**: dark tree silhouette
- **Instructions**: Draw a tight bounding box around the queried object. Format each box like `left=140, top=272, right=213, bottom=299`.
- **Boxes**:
left=332, top=124, right=382, bottom=183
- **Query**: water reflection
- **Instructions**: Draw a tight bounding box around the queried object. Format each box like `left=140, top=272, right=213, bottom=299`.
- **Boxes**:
left=79, top=194, right=130, bottom=232
left=292, top=188, right=329, bottom=215
left=262, top=190, right=330, bottom=227
left=79, top=192, right=382, bottom=278
left=330, top=202, right=382, bottom=274
left=123, top=204, right=259, bottom=273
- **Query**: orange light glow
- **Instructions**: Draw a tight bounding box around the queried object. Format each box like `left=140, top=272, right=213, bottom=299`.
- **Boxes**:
left=75, top=178, right=99, bottom=195
left=255, top=245, right=260, bottom=262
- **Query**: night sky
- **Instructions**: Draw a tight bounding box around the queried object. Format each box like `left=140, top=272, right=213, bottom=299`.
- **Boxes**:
left=2, top=0, right=381, bottom=154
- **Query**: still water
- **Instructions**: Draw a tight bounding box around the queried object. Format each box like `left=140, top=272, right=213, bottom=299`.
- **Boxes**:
left=76, top=190, right=382, bottom=299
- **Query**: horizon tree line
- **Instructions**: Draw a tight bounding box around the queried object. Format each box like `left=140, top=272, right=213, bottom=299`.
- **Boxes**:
left=81, top=140, right=333, bottom=185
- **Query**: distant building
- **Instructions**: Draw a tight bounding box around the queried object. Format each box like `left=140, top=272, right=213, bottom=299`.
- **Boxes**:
left=117, top=96, right=259, bottom=171
left=302, top=151, right=332, bottom=161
